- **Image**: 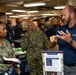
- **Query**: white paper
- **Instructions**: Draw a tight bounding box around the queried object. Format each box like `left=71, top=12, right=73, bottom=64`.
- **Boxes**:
left=3, top=56, right=21, bottom=63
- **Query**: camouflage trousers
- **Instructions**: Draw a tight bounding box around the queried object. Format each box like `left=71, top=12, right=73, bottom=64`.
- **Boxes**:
left=27, top=57, right=43, bottom=75
left=0, top=63, right=8, bottom=75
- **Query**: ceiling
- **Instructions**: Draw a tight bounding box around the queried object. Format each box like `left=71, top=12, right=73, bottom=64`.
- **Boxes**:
left=0, top=0, right=70, bottom=18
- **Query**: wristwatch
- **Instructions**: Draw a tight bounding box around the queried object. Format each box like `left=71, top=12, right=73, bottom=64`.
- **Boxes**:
left=69, top=40, right=73, bottom=44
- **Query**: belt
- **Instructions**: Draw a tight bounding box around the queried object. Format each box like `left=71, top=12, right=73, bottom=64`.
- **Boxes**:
left=65, top=64, right=76, bottom=67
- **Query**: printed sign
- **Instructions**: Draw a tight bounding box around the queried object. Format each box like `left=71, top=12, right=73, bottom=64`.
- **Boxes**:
left=42, top=51, right=64, bottom=75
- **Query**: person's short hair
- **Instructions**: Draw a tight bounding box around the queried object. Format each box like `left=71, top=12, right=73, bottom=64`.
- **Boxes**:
left=40, top=18, right=45, bottom=20
left=0, top=12, right=6, bottom=17
left=45, top=16, right=51, bottom=22
left=67, top=5, right=76, bottom=14
left=29, top=17, right=34, bottom=19
left=27, top=21, right=35, bottom=29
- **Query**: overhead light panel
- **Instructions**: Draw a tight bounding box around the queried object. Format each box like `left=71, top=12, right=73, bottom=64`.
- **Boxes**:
left=26, top=11, right=39, bottom=13
left=19, top=15, right=29, bottom=17
left=9, top=15, right=29, bottom=18
left=6, top=4, right=18, bottom=7
left=42, top=14, right=54, bottom=16
left=6, top=13, right=13, bottom=15
left=24, top=2, right=46, bottom=7
left=42, top=14, right=60, bottom=16
left=9, top=16, right=19, bottom=18
left=12, top=10, right=26, bottom=12
left=54, top=6, right=66, bottom=9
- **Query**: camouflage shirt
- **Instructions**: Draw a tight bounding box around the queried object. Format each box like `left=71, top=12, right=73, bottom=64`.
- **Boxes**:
left=0, top=38, right=15, bottom=73
left=21, top=29, right=49, bottom=53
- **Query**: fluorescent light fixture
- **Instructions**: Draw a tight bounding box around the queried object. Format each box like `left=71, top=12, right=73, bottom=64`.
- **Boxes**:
left=9, top=15, right=29, bottom=18
left=23, top=16, right=29, bottom=19
left=24, top=2, right=46, bottom=7
left=42, top=14, right=60, bottom=16
left=26, top=11, right=39, bottom=13
left=6, top=13, right=13, bottom=15
left=9, top=16, right=19, bottom=18
left=19, top=15, right=28, bottom=17
left=54, top=6, right=66, bottom=9
left=42, top=14, right=54, bottom=16
left=6, top=4, right=18, bottom=7
left=12, top=10, right=26, bottom=12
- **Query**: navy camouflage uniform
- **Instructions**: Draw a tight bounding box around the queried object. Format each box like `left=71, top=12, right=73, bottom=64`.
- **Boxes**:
left=0, top=39, right=15, bottom=75
left=21, top=29, right=49, bottom=75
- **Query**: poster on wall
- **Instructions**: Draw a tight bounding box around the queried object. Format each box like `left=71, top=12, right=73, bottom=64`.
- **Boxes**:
left=42, top=51, right=64, bottom=75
